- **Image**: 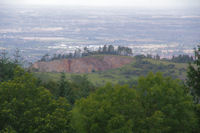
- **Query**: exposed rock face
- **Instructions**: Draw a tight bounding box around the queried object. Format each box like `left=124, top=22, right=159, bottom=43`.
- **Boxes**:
left=31, top=55, right=133, bottom=73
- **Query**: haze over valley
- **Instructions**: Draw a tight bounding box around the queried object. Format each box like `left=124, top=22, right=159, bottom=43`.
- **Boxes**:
left=0, top=4, right=200, bottom=62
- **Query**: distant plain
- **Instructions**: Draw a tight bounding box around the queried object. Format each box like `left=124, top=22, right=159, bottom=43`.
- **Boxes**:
left=0, top=5, right=200, bottom=62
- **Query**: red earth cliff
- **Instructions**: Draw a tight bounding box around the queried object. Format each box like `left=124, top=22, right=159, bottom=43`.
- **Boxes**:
left=31, top=55, right=133, bottom=73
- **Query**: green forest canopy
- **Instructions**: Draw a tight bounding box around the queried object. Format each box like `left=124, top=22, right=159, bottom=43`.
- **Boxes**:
left=0, top=45, right=200, bottom=132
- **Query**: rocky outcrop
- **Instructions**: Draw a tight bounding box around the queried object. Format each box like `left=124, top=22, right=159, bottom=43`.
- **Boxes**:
left=31, top=55, right=133, bottom=73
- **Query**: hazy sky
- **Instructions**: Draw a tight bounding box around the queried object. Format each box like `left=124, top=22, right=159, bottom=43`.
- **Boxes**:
left=1, top=0, right=200, bottom=8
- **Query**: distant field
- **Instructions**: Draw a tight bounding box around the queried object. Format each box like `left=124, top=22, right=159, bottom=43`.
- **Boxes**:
left=33, top=56, right=188, bottom=86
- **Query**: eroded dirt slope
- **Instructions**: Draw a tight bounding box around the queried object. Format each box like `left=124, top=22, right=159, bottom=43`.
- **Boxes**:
left=31, top=55, right=133, bottom=73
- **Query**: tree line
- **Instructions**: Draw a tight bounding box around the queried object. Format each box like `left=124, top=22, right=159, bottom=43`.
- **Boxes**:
left=39, top=45, right=194, bottom=64
left=137, top=54, right=194, bottom=63
left=39, top=45, right=133, bottom=62
left=0, top=46, right=200, bottom=132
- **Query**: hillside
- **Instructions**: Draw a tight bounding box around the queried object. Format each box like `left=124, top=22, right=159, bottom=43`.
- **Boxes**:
left=33, top=55, right=188, bottom=86
left=31, top=55, right=133, bottom=73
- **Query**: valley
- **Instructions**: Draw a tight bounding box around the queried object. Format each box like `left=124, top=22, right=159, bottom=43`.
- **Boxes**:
left=0, top=6, right=200, bottom=62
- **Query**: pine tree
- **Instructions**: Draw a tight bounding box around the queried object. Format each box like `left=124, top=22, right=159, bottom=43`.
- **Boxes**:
left=187, top=45, right=200, bottom=103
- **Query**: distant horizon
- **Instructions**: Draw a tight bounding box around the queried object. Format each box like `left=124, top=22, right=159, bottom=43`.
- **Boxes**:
left=0, top=4, right=200, bottom=11
left=1, top=0, right=200, bottom=9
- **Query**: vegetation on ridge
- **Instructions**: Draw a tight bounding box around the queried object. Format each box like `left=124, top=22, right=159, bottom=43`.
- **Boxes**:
left=34, top=55, right=188, bottom=86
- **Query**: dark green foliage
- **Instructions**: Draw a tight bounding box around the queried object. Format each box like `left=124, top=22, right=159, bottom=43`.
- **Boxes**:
left=0, top=67, right=71, bottom=133
left=155, top=54, right=160, bottom=60
left=136, top=73, right=197, bottom=132
left=72, top=73, right=197, bottom=133
left=0, top=51, right=18, bottom=82
left=171, top=54, right=194, bottom=63
left=58, top=73, right=74, bottom=104
left=103, top=45, right=108, bottom=53
left=187, top=45, right=200, bottom=102
left=0, top=126, right=17, bottom=133
left=186, top=45, right=200, bottom=132
left=108, top=45, right=115, bottom=54
left=13, top=49, right=24, bottom=65
left=72, top=84, right=138, bottom=133
left=117, top=46, right=132, bottom=56
left=42, top=74, right=95, bottom=105
left=40, top=53, right=50, bottom=62
left=42, top=80, right=59, bottom=97
left=58, top=73, right=69, bottom=97
left=70, top=75, right=95, bottom=99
